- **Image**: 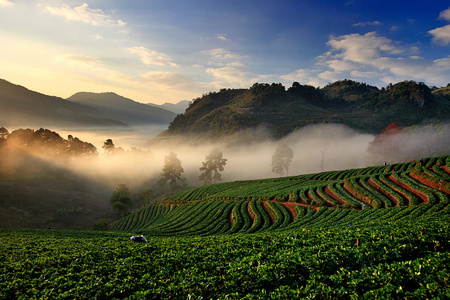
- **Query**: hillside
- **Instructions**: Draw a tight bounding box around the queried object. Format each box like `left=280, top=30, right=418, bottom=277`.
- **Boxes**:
left=0, top=79, right=128, bottom=128
left=68, top=92, right=176, bottom=125
left=112, top=154, right=450, bottom=235
left=2, top=155, right=449, bottom=298
left=147, top=100, right=190, bottom=114
left=157, top=80, right=450, bottom=141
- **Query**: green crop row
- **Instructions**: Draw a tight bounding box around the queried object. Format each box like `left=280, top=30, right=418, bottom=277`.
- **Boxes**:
left=2, top=205, right=450, bottom=299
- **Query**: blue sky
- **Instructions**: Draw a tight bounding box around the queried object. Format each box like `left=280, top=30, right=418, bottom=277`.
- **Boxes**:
left=1, top=0, right=449, bottom=104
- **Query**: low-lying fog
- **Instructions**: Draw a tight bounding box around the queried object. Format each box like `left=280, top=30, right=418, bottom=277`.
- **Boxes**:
left=49, top=122, right=448, bottom=191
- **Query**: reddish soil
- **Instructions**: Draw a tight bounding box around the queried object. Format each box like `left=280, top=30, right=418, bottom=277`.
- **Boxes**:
left=229, top=206, right=235, bottom=226
left=324, top=186, right=350, bottom=207
left=278, top=202, right=321, bottom=221
left=377, top=176, right=412, bottom=206
left=388, top=175, right=428, bottom=204
left=367, top=178, right=399, bottom=207
left=280, top=202, right=298, bottom=221
left=247, top=202, right=256, bottom=224
left=409, top=172, right=450, bottom=194
left=315, top=188, right=336, bottom=207
left=442, top=165, right=450, bottom=174
left=262, top=201, right=276, bottom=223
left=343, top=181, right=370, bottom=205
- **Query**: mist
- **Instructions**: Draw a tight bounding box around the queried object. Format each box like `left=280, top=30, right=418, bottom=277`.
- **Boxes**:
left=4, top=122, right=449, bottom=195
left=45, top=124, right=377, bottom=189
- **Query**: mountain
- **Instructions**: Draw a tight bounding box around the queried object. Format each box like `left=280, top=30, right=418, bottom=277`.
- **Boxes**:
left=67, top=92, right=176, bottom=125
left=0, top=79, right=128, bottom=128
left=147, top=100, right=190, bottom=115
left=155, top=80, right=450, bottom=142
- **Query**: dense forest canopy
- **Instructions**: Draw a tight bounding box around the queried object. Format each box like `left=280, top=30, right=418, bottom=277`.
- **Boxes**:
left=158, top=80, right=450, bottom=141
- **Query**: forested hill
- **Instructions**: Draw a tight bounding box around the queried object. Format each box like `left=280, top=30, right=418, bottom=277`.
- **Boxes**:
left=157, top=80, right=450, bottom=140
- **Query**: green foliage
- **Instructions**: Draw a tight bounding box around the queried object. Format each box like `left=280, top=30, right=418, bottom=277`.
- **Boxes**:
left=199, top=148, right=227, bottom=185
left=271, top=142, right=293, bottom=176
left=110, top=184, right=133, bottom=218
left=159, top=152, right=184, bottom=190
left=5, top=128, right=97, bottom=157
left=92, top=218, right=111, bottom=231
left=2, top=211, right=450, bottom=299
left=163, top=80, right=450, bottom=140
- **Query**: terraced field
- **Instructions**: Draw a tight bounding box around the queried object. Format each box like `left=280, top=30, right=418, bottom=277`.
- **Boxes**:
left=111, top=155, right=450, bottom=236
left=2, top=155, right=450, bottom=299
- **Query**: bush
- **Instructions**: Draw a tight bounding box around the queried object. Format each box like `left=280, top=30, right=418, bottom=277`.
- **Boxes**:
left=93, top=219, right=111, bottom=231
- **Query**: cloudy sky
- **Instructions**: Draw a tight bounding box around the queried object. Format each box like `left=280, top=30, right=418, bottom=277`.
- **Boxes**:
left=1, top=0, right=449, bottom=104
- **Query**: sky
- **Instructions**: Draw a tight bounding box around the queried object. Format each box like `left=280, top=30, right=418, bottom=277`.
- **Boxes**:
left=1, top=0, right=450, bottom=105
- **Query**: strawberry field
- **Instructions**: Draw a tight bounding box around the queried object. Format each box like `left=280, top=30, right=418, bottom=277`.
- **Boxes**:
left=111, top=155, right=450, bottom=235
left=1, top=155, right=450, bottom=298
left=1, top=210, right=450, bottom=299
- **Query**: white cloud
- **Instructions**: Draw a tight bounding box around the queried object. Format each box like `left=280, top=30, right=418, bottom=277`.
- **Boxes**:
left=206, top=67, right=251, bottom=88
left=92, top=34, right=103, bottom=40
left=204, top=48, right=245, bottom=61
left=217, top=34, right=229, bottom=41
left=428, top=8, right=450, bottom=45
left=141, top=71, right=193, bottom=87
left=350, top=70, right=383, bottom=78
left=56, top=54, right=104, bottom=66
left=439, top=7, right=450, bottom=21
left=281, top=30, right=450, bottom=88
left=429, top=24, right=450, bottom=45
left=43, top=3, right=126, bottom=27
left=128, top=46, right=178, bottom=67
left=352, top=21, right=381, bottom=27
left=326, top=32, right=403, bottom=65
left=324, top=59, right=357, bottom=71
left=432, top=56, right=450, bottom=69
left=280, top=69, right=317, bottom=83
left=203, top=48, right=247, bottom=67
left=0, top=0, right=14, bottom=7
left=318, top=70, right=342, bottom=82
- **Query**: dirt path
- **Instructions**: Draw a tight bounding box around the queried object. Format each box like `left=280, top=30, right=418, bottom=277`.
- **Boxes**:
left=388, top=175, right=428, bottom=204
left=409, top=172, right=450, bottom=194
left=367, top=177, right=399, bottom=207
left=324, top=186, right=351, bottom=207
left=262, top=201, right=276, bottom=223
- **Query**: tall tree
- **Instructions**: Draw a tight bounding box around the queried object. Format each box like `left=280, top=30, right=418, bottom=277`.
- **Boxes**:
left=272, top=142, right=293, bottom=176
left=102, top=139, right=124, bottom=155
left=110, top=183, right=133, bottom=218
left=67, top=135, right=97, bottom=157
left=160, top=152, right=184, bottom=189
left=199, top=148, right=227, bottom=185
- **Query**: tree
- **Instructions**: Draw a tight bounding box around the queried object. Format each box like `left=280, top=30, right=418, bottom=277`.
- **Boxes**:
left=272, top=142, right=293, bottom=176
left=103, top=139, right=115, bottom=155
left=110, top=183, right=133, bottom=218
left=135, top=188, right=154, bottom=208
left=367, top=122, right=407, bottom=164
left=102, top=139, right=124, bottom=155
left=199, top=148, right=227, bottom=185
left=67, top=135, right=97, bottom=157
left=160, top=152, right=184, bottom=189
left=0, top=127, right=9, bottom=139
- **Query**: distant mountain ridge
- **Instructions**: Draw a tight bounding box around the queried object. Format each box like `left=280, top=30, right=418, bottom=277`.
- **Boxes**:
left=0, top=79, right=128, bottom=128
left=157, top=80, right=450, bottom=141
left=147, top=100, right=190, bottom=115
left=67, top=92, right=176, bottom=125
left=0, top=79, right=176, bottom=129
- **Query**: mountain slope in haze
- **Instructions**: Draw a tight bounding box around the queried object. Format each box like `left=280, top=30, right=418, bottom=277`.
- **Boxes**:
left=0, top=79, right=128, bottom=128
left=147, top=100, right=190, bottom=115
left=156, top=80, right=450, bottom=141
left=67, top=92, right=176, bottom=125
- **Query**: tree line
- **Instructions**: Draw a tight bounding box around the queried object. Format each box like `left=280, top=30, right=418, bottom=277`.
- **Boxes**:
left=0, top=127, right=295, bottom=218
